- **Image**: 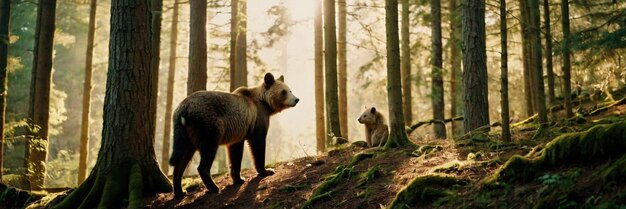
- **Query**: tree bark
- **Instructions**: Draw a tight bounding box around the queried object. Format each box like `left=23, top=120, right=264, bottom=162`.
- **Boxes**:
left=561, top=0, right=573, bottom=117
left=449, top=0, right=463, bottom=137
left=149, top=0, right=163, bottom=174
left=226, top=0, right=248, bottom=174
left=543, top=0, right=555, bottom=106
left=401, top=0, right=412, bottom=125
left=27, top=0, right=57, bottom=191
left=384, top=0, right=411, bottom=148
left=500, top=0, right=511, bottom=142
left=462, top=0, right=490, bottom=133
left=337, top=0, right=348, bottom=139
left=324, top=0, right=342, bottom=143
left=161, top=0, right=179, bottom=175
left=520, top=0, right=535, bottom=116
left=315, top=0, right=325, bottom=152
left=51, top=0, right=171, bottom=207
left=78, top=0, right=97, bottom=184
left=188, top=0, right=207, bottom=95
left=0, top=0, right=10, bottom=183
left=529, top=0, right=548, bottom=125
left=431, top=0, right=446, bottom=139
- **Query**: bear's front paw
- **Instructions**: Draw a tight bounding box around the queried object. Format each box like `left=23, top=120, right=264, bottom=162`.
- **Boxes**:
left=174, top=191, right=186, bottom=199
left=257, top=168, right=275, bottom=177
left=232, top=176, right=246, bottom=184
left=206, top=184, right=220, bottom=193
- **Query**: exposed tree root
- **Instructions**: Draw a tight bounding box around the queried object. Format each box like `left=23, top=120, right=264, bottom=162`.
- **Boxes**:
left=485, top=121, right=626, bottom=184
left=51, top=161, right=171, bottom=209
left=387, top=175, right=467, bottom=209
left=408, top=116, right=463, bottom=133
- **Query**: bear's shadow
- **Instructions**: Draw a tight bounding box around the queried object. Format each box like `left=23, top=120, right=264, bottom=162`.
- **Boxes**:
left=175, top=175, right=263, bottom=207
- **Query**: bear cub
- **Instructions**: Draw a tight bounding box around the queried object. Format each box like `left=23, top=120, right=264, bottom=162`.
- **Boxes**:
left=357, top=107, right=389, bottom=147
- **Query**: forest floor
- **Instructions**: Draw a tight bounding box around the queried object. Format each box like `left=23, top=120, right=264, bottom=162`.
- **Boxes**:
left=143, top=95, right=626, bottom=208
left=4, top=92, right=626, bottom=209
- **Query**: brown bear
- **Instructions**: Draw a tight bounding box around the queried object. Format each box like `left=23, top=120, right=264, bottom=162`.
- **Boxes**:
left=169, top=73, right=299, bottom=197
left=357, top=107, right=389, bottom=147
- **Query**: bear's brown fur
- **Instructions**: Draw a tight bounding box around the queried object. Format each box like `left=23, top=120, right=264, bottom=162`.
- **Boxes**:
left=169, top=73, right=299, bottom=197
left=357, top=107, right=389, bottom=147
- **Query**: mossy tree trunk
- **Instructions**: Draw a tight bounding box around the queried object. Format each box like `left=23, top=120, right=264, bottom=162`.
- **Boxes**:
left=78, top=0, right=97, bottom=184
left=384, top=0, right=411, bottom=148
left=314, top=0, right=325, bottom=152
left=188, top=0, right=207, bottom=95
left=401, top=0, right=412, bottom=125
left=51, top=0, right=172, bottom=207
left=462, top=0, right=490, bottom=133
left=448, top=0, right=463, bottom=138
left=543, top=0, right=555, bottom=106
left=324, top=0, right=342, bottom=144
left=337, top=0, right=348, bottom=139
left=0, top=0, right=10, bottom=183
left=431, top=0, right=446, bottom=139
left=161, top=0, right=180, bottom=175
left=500, top=0, right=511, bottom=142
left=561, top=0, right=573, bottom=118
left=27, top=0, right=57, bottom=191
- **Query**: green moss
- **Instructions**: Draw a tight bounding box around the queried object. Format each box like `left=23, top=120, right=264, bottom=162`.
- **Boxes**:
left=279, top=182, right=311, bottom=193
left=300, top=190, right=333, bottom=209
left=433, top=161, right=461, bottom=174
left=349, top=152, right=376, bottom=166
left=486, top=122, right=626, bottom=184
left=388, top=175, right=466, bottom=209
left=409, top=145, right=443, bottom=158
left=128, top=163, right=144, bottom=209
left=357, top=166, right=382, bottom=187
left=312, top=166, right=356, bottom=198
left=99, top=164, right=130, bottom=208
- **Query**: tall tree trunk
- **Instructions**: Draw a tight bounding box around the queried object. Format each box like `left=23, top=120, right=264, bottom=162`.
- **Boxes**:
left=449, top=0, right=463, bottom=137
left=337, top=0, right=348, bottom=139
left=27, top=0, right=57, bottom=191
left=431, top=0, right=446, bottom=139
left=529, top=0, right=548, bottom=125
left=161, top=0, right=179, bottom=175
left=462, top=0, right=490, bottom=133
left=51, top=0, right=171, bottom=207
left=78, top=0, right=97, bottom=184
left=149, top=0, right=163, bottom=171
left=324, top=0, right=342, bottom=144
left=384, top=0, right=411, bottom=148
left=543, top=0, right=555, bottom=106
left=401, top=0, right=412, bottom=125
left=226, top=0, right=248, bottom=174
left=0, top=0, right=10, bottom=183
left=500, top=0, right=511, bottom=142
left=188, top=0, right=207, bottom=95
left=315, top=0, right=325, bottom=152
left=561, top=0, right=573, bottom=117
left=520, top=0, right=535, bottom=117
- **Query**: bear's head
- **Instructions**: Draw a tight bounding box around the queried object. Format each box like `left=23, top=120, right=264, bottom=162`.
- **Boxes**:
left=358, top=107, right=379, bottom=125
left=262, top=73, right=299, bottom=113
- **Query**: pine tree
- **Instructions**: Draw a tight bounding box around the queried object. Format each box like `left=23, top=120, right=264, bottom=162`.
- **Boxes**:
left=431, top=0, right=446, bottom=139
left=78, top=0, right=97, bottom=184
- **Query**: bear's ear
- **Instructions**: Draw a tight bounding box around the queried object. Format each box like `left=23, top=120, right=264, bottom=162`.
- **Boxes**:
left=264, top=73, right=275, bottom=89
left=371, top=107, right=377, bottom=114
left=277, top=75, right=284, bottom=82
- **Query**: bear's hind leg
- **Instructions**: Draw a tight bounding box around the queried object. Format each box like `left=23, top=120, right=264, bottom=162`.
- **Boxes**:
left=197, top=141, right=220, bottom=193
left=227, top=140, right=245, bottom=184
left=248, top=137, right=274, bottom=177
left=172, top=148, right=195, bottom=198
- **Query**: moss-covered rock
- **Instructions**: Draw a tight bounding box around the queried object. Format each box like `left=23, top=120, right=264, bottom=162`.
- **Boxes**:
left=388, top=175, right=466, bottom=209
